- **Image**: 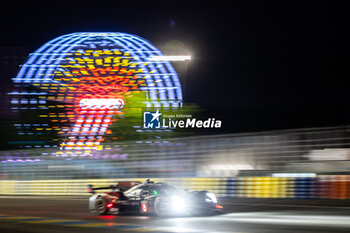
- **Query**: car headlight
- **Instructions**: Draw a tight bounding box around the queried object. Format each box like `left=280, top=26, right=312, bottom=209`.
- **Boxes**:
left=206, top=192, right=217, bottom=203
left=171, top=196, right=186, bottom=212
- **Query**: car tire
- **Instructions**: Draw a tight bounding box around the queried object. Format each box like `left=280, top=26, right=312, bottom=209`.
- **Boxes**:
left=154, top=196, right=169, bottom=217
left=95, top=196, right=108, bottom=215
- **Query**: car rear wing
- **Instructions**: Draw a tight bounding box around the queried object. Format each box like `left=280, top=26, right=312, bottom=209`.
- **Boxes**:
left=87, top=181, right=141, bottom=194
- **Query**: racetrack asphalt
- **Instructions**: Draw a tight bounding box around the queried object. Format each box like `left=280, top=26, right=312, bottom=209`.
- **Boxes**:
left=0, top=196, right=349, bottom=233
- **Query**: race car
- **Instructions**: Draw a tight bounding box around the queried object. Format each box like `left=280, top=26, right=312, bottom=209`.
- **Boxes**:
left=88, top=179, right=223, bottom=217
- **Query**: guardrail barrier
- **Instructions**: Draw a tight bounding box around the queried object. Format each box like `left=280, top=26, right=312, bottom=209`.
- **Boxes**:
left=1, top=176, right=349, bottom=199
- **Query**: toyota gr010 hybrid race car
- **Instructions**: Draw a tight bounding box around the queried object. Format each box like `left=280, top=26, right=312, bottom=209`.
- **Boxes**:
left=88, top=179, right=223, bottom=217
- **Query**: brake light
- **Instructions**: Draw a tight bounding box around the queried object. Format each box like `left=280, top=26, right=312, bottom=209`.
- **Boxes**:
left=215, top=204, right=223, bottom=209
left=141, top=203, right=148, bottom=213
left=107, top=203, right=113, bottom=208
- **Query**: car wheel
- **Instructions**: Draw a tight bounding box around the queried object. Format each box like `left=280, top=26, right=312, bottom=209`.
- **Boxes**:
left=95, top=196, right=108, bottom=215
left=154, top=196, right=169, bottom=217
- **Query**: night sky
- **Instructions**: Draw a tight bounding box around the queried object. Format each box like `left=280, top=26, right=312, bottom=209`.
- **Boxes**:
left=0, top=1, right=348, bottom=133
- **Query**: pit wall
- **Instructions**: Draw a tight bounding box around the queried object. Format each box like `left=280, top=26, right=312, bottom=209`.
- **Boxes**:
left=0, top=176, right=349, bottom=199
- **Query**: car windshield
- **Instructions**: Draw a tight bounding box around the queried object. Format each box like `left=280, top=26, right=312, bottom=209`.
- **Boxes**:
left=152, top=184, right=180, bottom=195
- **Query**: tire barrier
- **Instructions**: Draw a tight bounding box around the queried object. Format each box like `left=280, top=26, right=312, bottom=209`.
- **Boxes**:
left=0, top=176, right=349, bottom=199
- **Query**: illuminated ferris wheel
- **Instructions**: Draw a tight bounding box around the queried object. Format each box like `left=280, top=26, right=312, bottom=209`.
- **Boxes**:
left=10, top=32, right=183, bottom=154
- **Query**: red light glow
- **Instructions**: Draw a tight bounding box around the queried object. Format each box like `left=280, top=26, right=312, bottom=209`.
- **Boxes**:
left=141, top=203, right=148, bottom=213
left=107, top=203, right=113, bottom=208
